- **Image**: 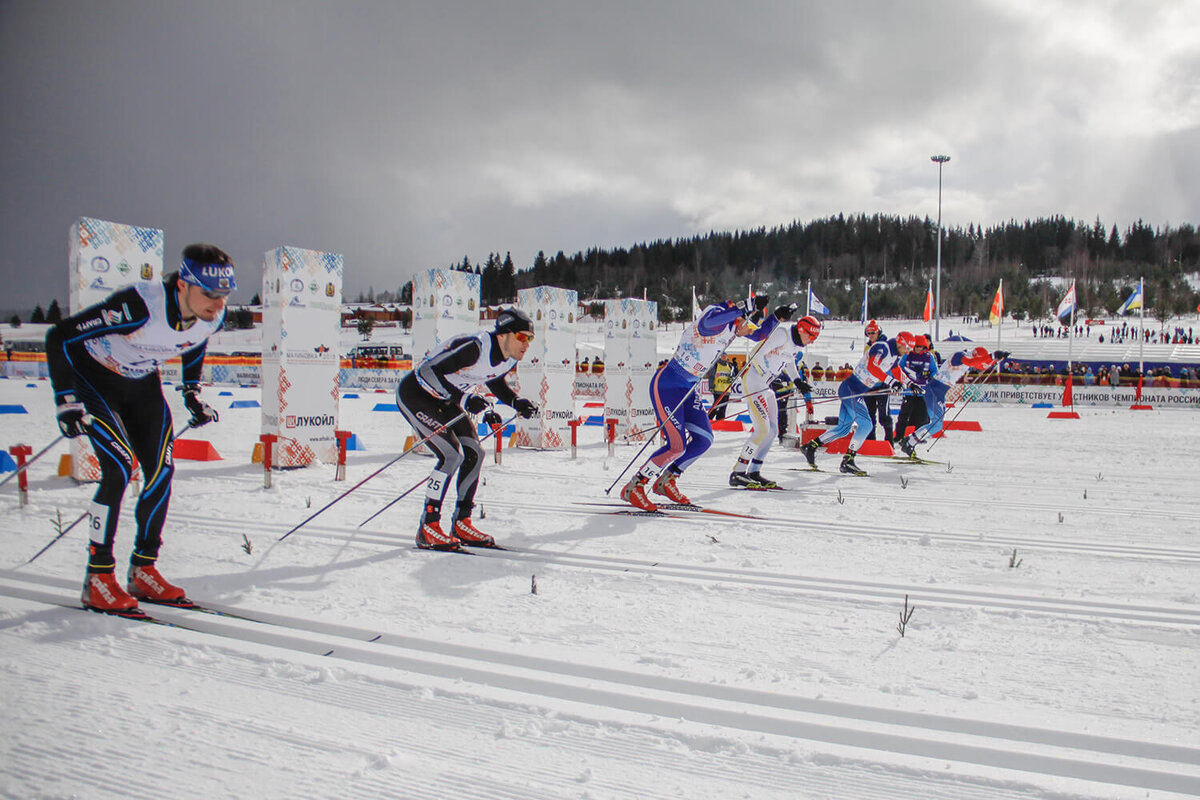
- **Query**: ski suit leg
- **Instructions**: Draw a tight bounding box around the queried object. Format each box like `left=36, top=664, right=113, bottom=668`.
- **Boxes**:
left=71, top=367, right=141, bottom=572
left=125, top=378, right=175, bottom=565
left=911, top=382, right=949, bottom=443
left=645, top=368, right=692, bottom=473
left=396, top=378, right=474, bottom=518
left=818, top=379, right=868, bottom=447
left=738, top=378, right=777, bottom=471
left=669, top=392, right=715, bottom=474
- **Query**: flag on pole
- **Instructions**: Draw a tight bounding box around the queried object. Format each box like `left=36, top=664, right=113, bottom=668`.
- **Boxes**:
left=1117, top=284, right=1143, bottom=315
left=989, top=281, right=1004, bottom=326
left=922, top=283, right=933, bottom=322
left=860, top=283, right=869, bottom=325
left=808, top=288, right=830, bottom=316
left=1055, top=283, right=1077, bottom=319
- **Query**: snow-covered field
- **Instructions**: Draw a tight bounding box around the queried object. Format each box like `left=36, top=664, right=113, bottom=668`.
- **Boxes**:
left=2, top=319, right=1199, bottom=799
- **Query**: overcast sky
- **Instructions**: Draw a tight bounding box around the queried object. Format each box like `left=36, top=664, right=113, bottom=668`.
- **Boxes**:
left=2, top=0, right=1198, bottom=312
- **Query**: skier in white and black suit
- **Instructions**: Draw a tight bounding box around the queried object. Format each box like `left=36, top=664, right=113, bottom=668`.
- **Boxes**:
left=396, top=308, right=539, bottom=550
left=45, top=243, right=233, bottom=615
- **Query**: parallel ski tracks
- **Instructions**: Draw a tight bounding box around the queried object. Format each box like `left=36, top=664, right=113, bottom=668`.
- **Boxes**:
left=2, top=571, right=1198, bottom=797
left=156, top=514, right=1200, bottom=629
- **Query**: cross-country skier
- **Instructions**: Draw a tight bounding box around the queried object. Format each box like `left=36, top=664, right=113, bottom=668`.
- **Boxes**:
left=619, top=295, right=771, bottom=511
left=396, top=307, right=539, bottom=550
left=45, top=243, right=235, bottom=614
left=729, top=312, right=822, bottom=489
left=861, top=319, right=894, bottom=441
left=801, top=329, right=916, bottom=475
left=893, top=334, right=934, bottom=443
left=897, top=346, right=997, bottom=458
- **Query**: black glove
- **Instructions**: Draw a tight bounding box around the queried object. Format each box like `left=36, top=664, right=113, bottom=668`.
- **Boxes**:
left=182, top=387, right=219, bottom=428
left=774, top=303, right=798, bottom=322
left=793, top=377, right=812, bottom=395
left=513, top=398, right=538, bottom=419
left=463, top=394, right=489, bottom=414
left=56, top=397, right=92, bottom=438
left=753, top=294, right=770, bottom=312
left=993, top=350, right=1010, bottom=360
left=888, top=379, right=905, bottom=393
left=482, top=410, right=503, bottom=427
left=908, top=383, right=925, bottom=396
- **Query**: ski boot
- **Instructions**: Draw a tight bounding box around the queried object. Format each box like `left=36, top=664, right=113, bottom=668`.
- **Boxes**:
left=729, top=471, right=761, bottom=488
left=898, top=437, right=917, bottom=459
left=745, top=472, right=778, bottom=489
left=800, top=438, right=820, bottom=467
left=620, top=477, right=658, bottom=512
left=840, top=450, right=867, bottom=476
left=651, top=471, right=691, bottom=504
left=416, top=520, right=462, bottom=550
left=453, top=518, right=497, bottom=548
left=127, top=564, right=189, bottom=605
left=82, top=572, right=140, bottom=615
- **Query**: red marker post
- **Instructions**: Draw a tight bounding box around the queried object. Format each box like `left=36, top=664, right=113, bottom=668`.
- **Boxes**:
left=9, top=444, right=32, bottom=507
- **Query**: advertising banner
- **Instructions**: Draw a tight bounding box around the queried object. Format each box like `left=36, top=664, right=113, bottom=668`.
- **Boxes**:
left=67, top=217, right=164, bottom=481
left=261, top=246, right=344, bottom=465
left=513, top=286, right=577, bottom=448
left=603, top=298, right=658, bottom=439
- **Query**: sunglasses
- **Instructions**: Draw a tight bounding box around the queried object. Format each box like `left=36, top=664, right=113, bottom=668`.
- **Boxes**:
left=512, top=331, right=535, bottom=343
left=199, top=288, right=230, bottom=301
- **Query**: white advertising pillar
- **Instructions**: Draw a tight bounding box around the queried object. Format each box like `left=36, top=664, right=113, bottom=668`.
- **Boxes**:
left=411, top=268, right=482, bottom=360
left=603, top=298, right=658, bottom=440
left=513, top=286, right=577, bottom=448
left=260, top=247, right=344, bottom=466
left=67, top=217, right=164, bottom=481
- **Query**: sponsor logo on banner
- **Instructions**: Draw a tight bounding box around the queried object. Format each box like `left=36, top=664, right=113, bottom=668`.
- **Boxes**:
left=325, top=283, right=335, bottom=297
left=468, top=299, right=475, bottom=311
left=290, top=279, right=304, bottom=293
left=117, top=261, right=130, bottom=276
left=140, top=262, right=153, bottom=279
left=289, top=296, right=306, bottom=308
left=286, top=414, right=336, bottom=428
left=90, top=277, right=109, bottom=290
left=92, top=256, right=110, bottom=272
left=309, top=282, right=318, bottom=293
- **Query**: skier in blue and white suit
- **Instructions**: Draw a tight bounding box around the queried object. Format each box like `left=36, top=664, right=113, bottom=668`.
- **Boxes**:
left=897, top=346, right=996, bottom=458
left=728, top=312, right=822, bottom=489
left=619, top=296, right=771, bottom=511
left=801, top=330, right=916, bottom=475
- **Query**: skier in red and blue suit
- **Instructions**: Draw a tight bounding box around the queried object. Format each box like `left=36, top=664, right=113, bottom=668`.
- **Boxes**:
left=801, top=330, right=916, bottom=475
left=620, top=296, right=772, bottom=511
left=897, top=346, right=997, bottom=458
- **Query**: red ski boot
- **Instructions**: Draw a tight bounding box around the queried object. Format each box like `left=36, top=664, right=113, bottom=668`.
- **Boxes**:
left=453, top=518, right=497, bottom=548
left=127, top=564, right=190, bottom=606
left=82, top=572, right=141, bottom=616
left=619, top=477, right=658, bottom=511
left=651, top=471, right=691, bottom=505
left=416, top=520, right=462, bottom=551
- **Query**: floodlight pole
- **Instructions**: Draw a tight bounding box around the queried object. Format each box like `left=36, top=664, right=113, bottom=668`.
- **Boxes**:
left=931, top=154, right=951, bottom=343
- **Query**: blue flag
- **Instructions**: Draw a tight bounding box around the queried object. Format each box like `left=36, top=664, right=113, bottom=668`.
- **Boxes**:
left=1117, top=284, right=1143, bottom=315
left=808, top=288, right=830, bottom=316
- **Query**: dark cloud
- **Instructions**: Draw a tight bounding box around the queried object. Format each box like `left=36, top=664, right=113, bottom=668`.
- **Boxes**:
left=2, top=0, right=1197, bottom=312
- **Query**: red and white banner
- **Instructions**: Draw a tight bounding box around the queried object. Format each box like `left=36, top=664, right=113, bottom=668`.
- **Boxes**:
left=513, top=286, right=577, bottom=448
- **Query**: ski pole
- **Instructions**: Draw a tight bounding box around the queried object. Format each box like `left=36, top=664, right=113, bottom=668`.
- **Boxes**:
left=357, top=411, right=518, bottom=528
left=277, top=410, right=468, bottom=541
left=24, top=510, right=90, bottom=565
left=604, top=332, right=770, bottom=495
left=924, top=360, right=1001, bottom=454
left=0, top=435, right=65, bottom=489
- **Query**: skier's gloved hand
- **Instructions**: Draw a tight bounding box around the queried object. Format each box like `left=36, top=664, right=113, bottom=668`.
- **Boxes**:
left=753, top=294, right=771, bottom=312
left=773, top=303, right=798, bottom=321
left=908, top=383, right=925, bottom=396
left=482, top=409, right=503, bottom=427
left=463, top=394, right=489, bottom=414
left=887, top=379, right=905, bottom=393
left=993, top=349, right=1010, bottom=360
left=793, top=377, right=812, bottom=395
left=513, top=398, right=538, bottom=419
left=182, top=387, right=219, bottom=428
left=56, top=398, right=92, bottom=438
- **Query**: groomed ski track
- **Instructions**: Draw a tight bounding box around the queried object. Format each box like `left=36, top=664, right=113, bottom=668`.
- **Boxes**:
left=2, top=573, right=1199, bottom=799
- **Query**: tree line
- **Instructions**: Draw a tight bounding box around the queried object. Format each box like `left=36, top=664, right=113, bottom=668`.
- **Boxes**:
left=437, top=214, right=1199, bottom=324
